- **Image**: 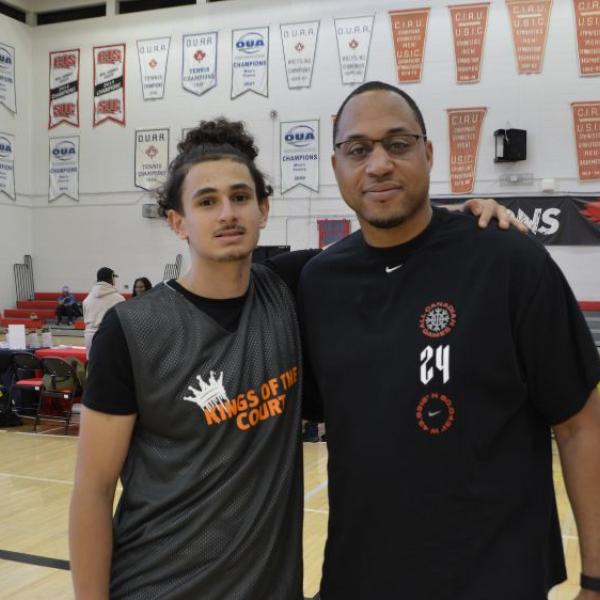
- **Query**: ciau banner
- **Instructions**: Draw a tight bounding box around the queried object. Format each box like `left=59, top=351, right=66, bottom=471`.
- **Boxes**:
left=49, top=136, right=79, bottom=202
left=135, top=128, right=169, bottom=191
left=280, top=21, right=319, bottom=89
left=93, top=44, right=126, bottom=126
left=49, top=49, right=79, bottom=128
left=0, top=43, right=16, bottom=113
left=389, top=8, right=430, bottom=83
left=0, top=132, right=15, bottom=200
left=506, top=0, right=552, bottom=74
left=182, top=32, right=218, bottom=96
left=449, top=3, right=489, bottom=83
left=572, top=101, right=600, bottom=181
left=447, top=107, right=487, bottom=194
left=231, top=27, right=269, bottom=98
left=334, top=15, right=374, bottom=85
left=436, top=196, right=600, bottom=244
left=280, top=120, right=319, bottom=193
left=137, top=37, right=170, bottom=100
left=573, top=0, right=600, bottom=77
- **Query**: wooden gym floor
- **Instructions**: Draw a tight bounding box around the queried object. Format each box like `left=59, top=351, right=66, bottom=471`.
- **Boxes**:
left=0, top=336, right=586, bottom=599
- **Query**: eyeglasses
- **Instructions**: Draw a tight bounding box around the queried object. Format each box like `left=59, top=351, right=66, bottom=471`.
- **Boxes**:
left=334, top=133, right=427, bottom=161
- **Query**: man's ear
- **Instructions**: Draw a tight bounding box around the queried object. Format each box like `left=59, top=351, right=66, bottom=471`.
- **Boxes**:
left=258, top=198, right=270, bottom=229
left=167, top=209, right=188, bottom=240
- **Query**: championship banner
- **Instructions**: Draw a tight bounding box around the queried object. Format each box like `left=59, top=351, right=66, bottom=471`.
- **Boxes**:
left=182, top=32, right=218, bottom=96
left=93, top=44, right=126, bottom=126
left=231, top=27, right=269, bottom=98
left=137, top=37, right=170, bottom=100
left=449, top=3, right=489, bottom=83
left=334, top=15, right=374, bottom=85
left=573, top=0, right=600, bottom=76
left=280, top=21, right=319, bottom=89
left=49, top=136, right=79, bottom=202
left=0, top=43, right=16, bottom=113
left=389, top=8, right=430, bottom=83
left=434, top=196, right=600, bottom=244
left=280, top=120, right=319, bottom=193
left=135, top=128, right=169, bottom=191
left=318, top=219, right=351, bottom=248
left=506, top=0, right=552, bottom=74
left=572, top=101, right=600, bottom=180
left=447, top=107, right=487, bottom=193
left=49, top=49, right=79, bottom=128
left=0, top=132, right=15, bottom=200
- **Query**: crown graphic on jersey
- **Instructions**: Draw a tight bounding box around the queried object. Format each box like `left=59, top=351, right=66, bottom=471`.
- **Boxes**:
left=184, top=370, right=229, bottom=413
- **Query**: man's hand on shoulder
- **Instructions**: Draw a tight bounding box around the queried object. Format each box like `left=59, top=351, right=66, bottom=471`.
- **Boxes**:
left=459, top=198, right=528, bottom=233
left=574, top=589, right=600, bottom=600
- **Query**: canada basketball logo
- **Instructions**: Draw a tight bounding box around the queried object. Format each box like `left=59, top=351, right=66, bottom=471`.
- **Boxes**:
left=416, top=392, right=455, bottom=435
left=419, top=301, right=457, bottom=338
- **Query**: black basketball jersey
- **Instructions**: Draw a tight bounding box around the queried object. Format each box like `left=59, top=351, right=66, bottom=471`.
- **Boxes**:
left=110, top=265, right=303, bottom=600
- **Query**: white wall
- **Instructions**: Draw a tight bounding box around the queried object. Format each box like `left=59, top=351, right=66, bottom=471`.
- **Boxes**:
left=0, top=14, right=32, bottom=310
left=1, top=0, right=599, bottom=301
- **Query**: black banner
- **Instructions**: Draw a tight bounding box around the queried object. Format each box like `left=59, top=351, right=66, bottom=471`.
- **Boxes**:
left=434, top=196, right=600, bottom=245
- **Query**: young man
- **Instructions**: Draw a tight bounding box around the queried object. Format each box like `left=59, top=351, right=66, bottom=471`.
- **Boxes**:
left=299, top=82, right=600, bottom=600
left=56, top=285, right=80, bottom=325
left=70, top=121, right=305, bottom=599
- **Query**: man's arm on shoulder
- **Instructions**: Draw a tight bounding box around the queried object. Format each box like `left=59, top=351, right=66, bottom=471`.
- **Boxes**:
left=69, top=406, right=136, bottom=600
left=440, top=198, right=528, bottom=232
left=554, top=386, right=600, bottom=600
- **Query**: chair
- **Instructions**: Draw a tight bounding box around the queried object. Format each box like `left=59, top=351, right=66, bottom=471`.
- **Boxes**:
left=9, top=353, right=44, bottom=418
left=35, top=357, right=83, bottom=434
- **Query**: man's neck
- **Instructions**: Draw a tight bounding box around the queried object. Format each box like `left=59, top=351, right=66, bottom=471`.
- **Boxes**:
left=178, top=258, right=252, bottom=299
left=360, top=201, right=433, bottom=248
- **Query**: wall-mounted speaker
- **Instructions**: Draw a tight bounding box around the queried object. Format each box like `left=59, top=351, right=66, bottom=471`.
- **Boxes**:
left=494, top=128, right=527, bottom=162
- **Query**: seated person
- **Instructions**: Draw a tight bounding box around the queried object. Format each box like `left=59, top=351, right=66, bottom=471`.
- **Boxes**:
left=56, top=286, right=81, bottom=325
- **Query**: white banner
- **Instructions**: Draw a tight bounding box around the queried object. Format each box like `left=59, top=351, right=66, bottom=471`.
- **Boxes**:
left=49, top=136, right=79, bottom=202
left=0, top=132, right=15, bottom=200
left=231, top=27, right=269, bottom=98
left=280, top=120, right=319, bottom=193
left=334, top=15, right=374, bottom=85
left=0, top=43, right=16, bottom=113
left=135, top=128, right=169, bottom=191
left=182, top=32, right=218, bottom=96
left=49, top=49, right=79, bottom=128
left=137, top=37, right=170, bottom=100
left=93, top=44, right=126, bottom=126
left=280, top=21, right=319, bottom=89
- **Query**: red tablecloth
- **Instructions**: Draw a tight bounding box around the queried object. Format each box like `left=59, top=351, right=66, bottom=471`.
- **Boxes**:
left=35, top=346, right=87, bottom=363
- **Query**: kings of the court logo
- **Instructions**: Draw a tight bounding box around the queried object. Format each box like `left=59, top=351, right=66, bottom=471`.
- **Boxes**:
left=416, top=392, right=455, bottom=435
left=419, top=301, right=457, bottom=338
left=184, top=370, right=230, bottom=414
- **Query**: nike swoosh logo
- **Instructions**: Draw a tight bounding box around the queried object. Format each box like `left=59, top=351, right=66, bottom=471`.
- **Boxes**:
left=385, top=264, right=403, bottom=273
left=428, top=410, right=442, bottom=417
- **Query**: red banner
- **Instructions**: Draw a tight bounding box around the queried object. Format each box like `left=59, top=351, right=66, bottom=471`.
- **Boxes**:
left=572, top=101, right=600, bottom=180
left=573, top=0, right=600, bottom=76
left=49, top=49, right=80, bottom=129
left=449, top=3, right=489, bottom=83
left=389, top=8, right=430, bottom=83
left=447, top=107, right=487, bottom=194
left=93, top=44, right=126, bottom=126
left=318, top=219, right=351, bottom=248
left=506, top=0, right=552, bottom=74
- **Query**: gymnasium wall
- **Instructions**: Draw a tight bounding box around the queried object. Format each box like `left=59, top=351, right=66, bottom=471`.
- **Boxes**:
left=1, top=0, right=599, bottom=299
left=0, top=15, right=32, bottom=311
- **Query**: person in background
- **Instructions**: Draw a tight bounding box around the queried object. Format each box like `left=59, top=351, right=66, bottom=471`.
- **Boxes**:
left=55, top=286, right=80, bottom=325
left=82, top=267, right=125, bottom=356
left=132, top=277, right=152, bottom=297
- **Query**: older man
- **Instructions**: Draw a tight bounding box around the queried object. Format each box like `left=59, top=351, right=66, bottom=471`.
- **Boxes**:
left=299, top=82, right=600, bottom=600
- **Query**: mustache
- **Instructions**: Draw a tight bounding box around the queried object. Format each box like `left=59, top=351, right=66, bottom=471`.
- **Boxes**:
left=214, top=225, right=246, bottom=236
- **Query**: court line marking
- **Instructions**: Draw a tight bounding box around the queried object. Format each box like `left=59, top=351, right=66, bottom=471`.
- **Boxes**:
left=0, top=549, right=69, bottom=570
left=0, top=472, right=73, bottom=485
